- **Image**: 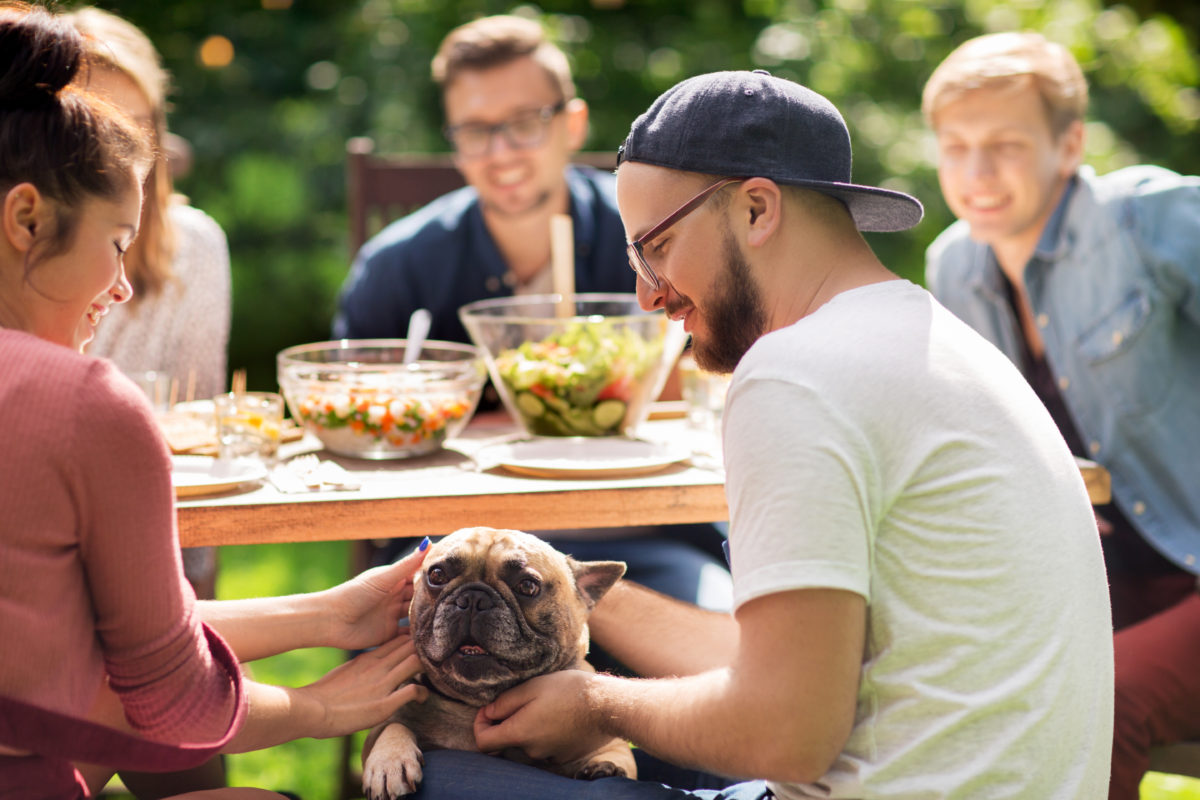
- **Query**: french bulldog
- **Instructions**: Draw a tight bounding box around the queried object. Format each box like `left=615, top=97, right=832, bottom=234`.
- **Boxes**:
left=361, top=526, right=636, bottom=799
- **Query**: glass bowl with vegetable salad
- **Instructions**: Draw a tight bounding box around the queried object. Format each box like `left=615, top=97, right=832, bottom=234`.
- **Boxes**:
left=277, top=339, right=486, bottom=459
left=459, top=294, right=687, bottom=438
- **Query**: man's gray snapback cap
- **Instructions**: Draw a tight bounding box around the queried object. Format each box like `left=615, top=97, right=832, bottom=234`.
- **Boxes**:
left=618, top=70, right=923, bottom=233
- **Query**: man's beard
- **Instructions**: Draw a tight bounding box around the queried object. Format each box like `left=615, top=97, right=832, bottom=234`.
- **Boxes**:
left=690, top=228, right=767, bottom=374
left=479, top=189, right=553, bottom=219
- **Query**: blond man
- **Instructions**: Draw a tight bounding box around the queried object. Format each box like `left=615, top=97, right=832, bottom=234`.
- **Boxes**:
left=924, top=31, right=1200, bottom=799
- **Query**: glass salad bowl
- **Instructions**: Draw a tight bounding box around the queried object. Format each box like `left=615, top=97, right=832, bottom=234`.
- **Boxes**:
left=458, top=294, right=687, bottom=437
left=277, top=339, right=486, bottom=460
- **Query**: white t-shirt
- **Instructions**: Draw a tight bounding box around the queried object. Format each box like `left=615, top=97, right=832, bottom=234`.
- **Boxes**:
left=724, top=280, right=1112, bottom=799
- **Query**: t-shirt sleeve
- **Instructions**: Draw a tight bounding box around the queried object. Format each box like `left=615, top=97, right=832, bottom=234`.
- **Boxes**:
left=70, top=361, right=239, bottom=743
left=722, top=375, right=874, bottom=611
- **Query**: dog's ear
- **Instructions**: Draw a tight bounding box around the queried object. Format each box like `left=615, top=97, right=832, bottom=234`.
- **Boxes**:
left=571, top=560, right=626, bottom=610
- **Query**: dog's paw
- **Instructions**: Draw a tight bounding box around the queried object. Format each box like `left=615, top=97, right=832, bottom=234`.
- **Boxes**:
left=363, top=750, right=424, bottom=800
left=575, top=759, right=629, bottom=781
left=362, top=726, right=425, bottom=800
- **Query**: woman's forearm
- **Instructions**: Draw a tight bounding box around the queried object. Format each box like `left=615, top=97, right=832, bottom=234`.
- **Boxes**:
left=224, top=638, right=426, bottom=753
left=197, top=592, right=331, bottom=662
left=221, top=681, right=320, bottom=753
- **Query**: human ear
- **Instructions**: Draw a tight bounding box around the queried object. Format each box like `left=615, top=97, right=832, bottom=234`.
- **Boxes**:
left=739, top=177, right=783, bottom=249
left=1058, top=119, right=1085, bottom=177
left=564, top=97, right=589, bottom=153
left=2, top=183, right=45, bottom=253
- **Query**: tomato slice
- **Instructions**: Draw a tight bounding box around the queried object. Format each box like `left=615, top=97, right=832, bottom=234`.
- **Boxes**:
left=596, top=374, right=633, bottom=402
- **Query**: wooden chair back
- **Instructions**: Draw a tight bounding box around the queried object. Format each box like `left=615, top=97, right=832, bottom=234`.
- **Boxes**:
left=345, top=136, right=617, bottom=257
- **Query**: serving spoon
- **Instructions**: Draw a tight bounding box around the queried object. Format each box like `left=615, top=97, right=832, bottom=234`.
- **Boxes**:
left=403, top=308, right=432, bottom=366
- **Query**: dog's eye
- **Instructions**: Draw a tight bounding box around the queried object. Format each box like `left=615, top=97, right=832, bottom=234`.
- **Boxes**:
left=516, top=578, right=540, bottom=597
left=427, top=566, right=449, bottom=586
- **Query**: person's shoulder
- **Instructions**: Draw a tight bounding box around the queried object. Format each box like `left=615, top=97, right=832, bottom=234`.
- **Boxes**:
left=566, top=161, right=614, bottom=194
left=166, top=203, right=231, bottom=288
left=1, top=332, right=153, bottom=432
left=168, top=201, right=229, bottom=247
left=73, top=357, right=166, bottom=458
left=1081, top=164, right=1200, bottom=220
left=925, top=218, right=982, bottom=293
left=358, top=185, right=480, bottom=265
left=926, top=218, right=975, bottom=262
left=568, top=163, right=616, bottom=187
left=1082, top=165, right=1200, bottom=238
left=1090, top=163, right=1197, bottom=197
left=1, top=329, right=88, bottom=379
left=566, top=164, right=624, bottom=253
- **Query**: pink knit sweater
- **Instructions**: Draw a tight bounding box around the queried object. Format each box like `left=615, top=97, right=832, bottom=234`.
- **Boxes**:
left=0, top=329, right=239, bottom=747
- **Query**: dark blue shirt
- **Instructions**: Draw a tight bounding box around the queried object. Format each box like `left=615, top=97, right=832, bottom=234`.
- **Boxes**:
left=332, top=166, right=634, bottom=345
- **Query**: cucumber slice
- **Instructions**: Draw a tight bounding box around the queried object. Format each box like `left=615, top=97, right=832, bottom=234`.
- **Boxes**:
left=562, top=407, right=603, bottom=436
left=539, top=408, right=576, bottom=436
left=539, top=391, right=570, bottom=414
left=592, top=399, right=626, bottom=431
left=515, top=392, right=545, bottom=419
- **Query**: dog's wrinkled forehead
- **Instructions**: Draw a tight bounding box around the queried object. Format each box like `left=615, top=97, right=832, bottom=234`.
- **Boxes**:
left=427, top=527, right=567, bottom=580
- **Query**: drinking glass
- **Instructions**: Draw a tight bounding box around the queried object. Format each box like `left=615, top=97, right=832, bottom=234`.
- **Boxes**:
left=678, top=354, right=732, bottom=435
left=214, top=391, right=283, bottom=462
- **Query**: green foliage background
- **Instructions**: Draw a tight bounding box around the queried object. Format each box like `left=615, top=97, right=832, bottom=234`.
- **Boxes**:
left=73, top=0, right=1199, bottom=394
left=63, top=0, right=1196, bottom=796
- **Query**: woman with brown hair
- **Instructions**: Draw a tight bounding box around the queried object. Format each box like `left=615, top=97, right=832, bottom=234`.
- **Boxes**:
left=0, top=4, right=428, bottom=796
left=67, top=6, right=229, bottom=637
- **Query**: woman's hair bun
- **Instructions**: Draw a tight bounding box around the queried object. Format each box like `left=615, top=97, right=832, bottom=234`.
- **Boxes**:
left=0, top=3, right=84, bottom=110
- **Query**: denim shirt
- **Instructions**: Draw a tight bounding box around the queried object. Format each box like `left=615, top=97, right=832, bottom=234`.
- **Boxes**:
left=332, top=165, right=633, bottom=345
left=926, top=165, right=1200, bottom=574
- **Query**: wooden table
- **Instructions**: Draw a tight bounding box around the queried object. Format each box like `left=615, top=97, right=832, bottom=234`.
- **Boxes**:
left=177, top=417, right=728, bottom=548
left=176, top=417, right=1112, bottom=548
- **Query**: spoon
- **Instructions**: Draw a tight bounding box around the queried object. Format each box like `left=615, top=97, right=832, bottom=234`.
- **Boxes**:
left=404, top=308, right=432, bottom=366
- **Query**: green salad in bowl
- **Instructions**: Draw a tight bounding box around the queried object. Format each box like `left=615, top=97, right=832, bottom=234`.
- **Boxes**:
left=460, top=294, right=687, bottom=437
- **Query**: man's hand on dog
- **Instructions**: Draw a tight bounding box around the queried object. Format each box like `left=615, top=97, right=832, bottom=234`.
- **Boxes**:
left=474, top=669, right=616, bottom=765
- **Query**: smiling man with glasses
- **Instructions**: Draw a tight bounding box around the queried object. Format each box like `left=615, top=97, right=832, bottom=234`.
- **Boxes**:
left=333, top=15, right=632, bottom=348
left=331, top=14, right=734, bottom=690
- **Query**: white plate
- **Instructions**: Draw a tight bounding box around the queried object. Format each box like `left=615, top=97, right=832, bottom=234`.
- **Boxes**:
left=171, top=399, right=216, bottom=418
left=479, top=437, right=691, bottom=479
left=171, top=455, right=267, bottom=498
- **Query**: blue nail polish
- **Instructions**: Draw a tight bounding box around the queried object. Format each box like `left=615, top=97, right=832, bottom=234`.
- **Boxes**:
left=418, top=536, right=430, bottom=552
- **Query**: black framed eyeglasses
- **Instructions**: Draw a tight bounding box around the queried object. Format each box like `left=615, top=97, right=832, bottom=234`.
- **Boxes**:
left=444, top=100, right=567, bottom=158
left=626, top=177, right=745, bottom=291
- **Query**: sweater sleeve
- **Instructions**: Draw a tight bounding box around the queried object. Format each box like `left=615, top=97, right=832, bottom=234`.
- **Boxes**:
left=69, top=361, right=240, bottom=743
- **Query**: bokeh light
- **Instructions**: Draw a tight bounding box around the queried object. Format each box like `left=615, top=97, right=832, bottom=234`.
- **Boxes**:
left=198, top=35, right=234, bottom=69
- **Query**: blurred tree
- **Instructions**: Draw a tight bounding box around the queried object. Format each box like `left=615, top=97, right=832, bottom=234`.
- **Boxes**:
left=79, top=0, right=1196, bottom=397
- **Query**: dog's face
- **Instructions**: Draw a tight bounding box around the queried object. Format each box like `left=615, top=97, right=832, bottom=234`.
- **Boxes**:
left=409, top=527, right=625, bottom=706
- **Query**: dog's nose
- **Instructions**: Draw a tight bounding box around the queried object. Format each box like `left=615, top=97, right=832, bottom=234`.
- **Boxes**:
left=454, top=587, right=496, bottom=612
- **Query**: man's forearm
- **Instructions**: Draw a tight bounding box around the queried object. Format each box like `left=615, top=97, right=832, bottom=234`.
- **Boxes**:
left=583, top=669, right=826, bottom=784
left=584, top=589, right=864, bottom=784
left=588, top=580, right=739, bottom=676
